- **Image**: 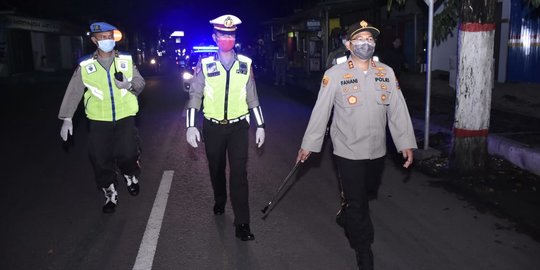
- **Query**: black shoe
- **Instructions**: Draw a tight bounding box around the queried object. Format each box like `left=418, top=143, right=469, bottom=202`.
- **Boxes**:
left=102, top=201, right=116, bottom=213
left=235, top=224, right=255, bottom=241
left=213, top=204, right=225, bottom=215
left=355, top=247, right=374, bottom=270
left=123, top=175, right=140, bottom=196
left=102, top=183, right=118, bottom=213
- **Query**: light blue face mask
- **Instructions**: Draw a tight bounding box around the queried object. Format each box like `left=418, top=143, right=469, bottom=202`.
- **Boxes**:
left=97, top=39, right=115, bottom=53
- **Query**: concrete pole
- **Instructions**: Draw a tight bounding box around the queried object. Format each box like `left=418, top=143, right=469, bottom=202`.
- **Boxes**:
left=424, top=0, right=434, bottom=150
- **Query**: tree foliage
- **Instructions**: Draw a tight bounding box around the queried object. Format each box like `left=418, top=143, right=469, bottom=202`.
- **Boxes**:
left=386, top=0, right=540, bottom=45
left=433, top=0, right=460, bottom=45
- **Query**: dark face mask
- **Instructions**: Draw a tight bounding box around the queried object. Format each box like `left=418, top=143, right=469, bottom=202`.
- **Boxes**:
left=351, top=41, right=375, bottom=60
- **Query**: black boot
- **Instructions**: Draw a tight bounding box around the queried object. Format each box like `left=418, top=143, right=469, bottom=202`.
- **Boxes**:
left=235, top=223, right=255, bottom=241
left=213, top=203, right=225, bottom=215
left=355, top=247, right=373, bottom=270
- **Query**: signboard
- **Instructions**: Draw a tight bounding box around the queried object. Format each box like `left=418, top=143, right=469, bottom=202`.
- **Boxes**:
left=306, top=19, right=321, bottom=31
left=1, top=15, right=61, bottom=33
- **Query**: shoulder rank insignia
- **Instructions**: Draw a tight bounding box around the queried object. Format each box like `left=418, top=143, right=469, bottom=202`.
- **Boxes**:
left=322, top=76, right=330, bottom=87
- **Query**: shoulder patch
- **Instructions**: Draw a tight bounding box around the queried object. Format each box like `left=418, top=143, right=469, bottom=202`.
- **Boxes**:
left=322, top=76, right=330, bottom=87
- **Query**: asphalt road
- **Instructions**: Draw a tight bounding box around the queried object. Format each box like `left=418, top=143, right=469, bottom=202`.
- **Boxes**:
left=1, top=66, right=539, bottom=270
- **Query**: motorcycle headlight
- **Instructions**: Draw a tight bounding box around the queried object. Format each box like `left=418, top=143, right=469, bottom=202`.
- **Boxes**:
left=182, top=72, right=194, bottom=80
left=150, top=59, right=156, bottom=65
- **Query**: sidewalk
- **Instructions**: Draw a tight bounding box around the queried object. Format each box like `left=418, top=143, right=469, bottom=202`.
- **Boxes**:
left=399, top=71, right=540, bottom=177
left=279, top=67, right=540, bottom=177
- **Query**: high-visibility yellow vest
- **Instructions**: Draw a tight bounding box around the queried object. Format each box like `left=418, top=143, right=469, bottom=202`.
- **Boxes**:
left=80, top=52, right=138, bottom=121
left=201, top=54, right=251, bottom=120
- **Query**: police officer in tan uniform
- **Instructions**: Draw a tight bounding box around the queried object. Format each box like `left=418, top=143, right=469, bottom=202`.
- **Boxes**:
left=185, top=15, right=265, bottom=241
left=296, top=20, right=417, bottom=269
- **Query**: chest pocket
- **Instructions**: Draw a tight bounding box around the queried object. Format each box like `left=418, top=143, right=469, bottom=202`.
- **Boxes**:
left=375, top=83, right=392, bottom=106
left=340, top=83, right=362, bottom=108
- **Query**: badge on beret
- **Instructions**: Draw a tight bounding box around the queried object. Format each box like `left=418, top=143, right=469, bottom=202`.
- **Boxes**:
left=348, top=95, right=357, bottom=105
left=322, top=76, right=330, bottom=87
left=93, top=25, right=102, bottom=32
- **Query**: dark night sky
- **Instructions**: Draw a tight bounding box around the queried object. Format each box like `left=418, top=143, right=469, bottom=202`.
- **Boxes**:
left=3, top=0, right=319, bottom=44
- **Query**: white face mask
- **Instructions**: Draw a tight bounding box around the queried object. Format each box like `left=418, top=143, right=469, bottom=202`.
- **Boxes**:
left=97, top=39, right=115, bottom=53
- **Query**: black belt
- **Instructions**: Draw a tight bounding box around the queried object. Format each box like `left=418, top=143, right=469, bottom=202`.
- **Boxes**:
left=206, top=115, right=247, bottom=125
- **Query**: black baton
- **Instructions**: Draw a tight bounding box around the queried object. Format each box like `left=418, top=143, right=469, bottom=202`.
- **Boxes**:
left=261, top=162, right=301, bottom=219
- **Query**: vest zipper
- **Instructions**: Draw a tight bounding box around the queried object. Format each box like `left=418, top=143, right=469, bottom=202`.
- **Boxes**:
left=224, top=68, right=230, bottom=120
left=106, top=71, right=117, bottom=122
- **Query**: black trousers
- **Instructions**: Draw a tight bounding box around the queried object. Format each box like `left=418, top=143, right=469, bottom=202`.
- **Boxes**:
left=203, top=118, right=250, bottom=225
left=88, top=116, right=141, bottom=189
left=335, top=155, right=385, bottom=250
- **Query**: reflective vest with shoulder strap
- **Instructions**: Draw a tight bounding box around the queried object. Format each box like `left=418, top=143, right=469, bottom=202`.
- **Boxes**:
left=80, top=51, right=138, bottom=121
left=201, top=54, right=251, bottom=120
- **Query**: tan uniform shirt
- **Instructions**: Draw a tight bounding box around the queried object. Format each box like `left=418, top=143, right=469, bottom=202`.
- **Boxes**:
left=301, top=58, right=417, bottom=160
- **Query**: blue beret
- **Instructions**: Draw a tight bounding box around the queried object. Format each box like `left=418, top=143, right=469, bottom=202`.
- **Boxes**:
left=90, top=22, right=117, bottom=33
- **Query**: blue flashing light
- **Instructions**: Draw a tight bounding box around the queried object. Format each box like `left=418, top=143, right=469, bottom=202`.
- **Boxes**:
left=192, top=46, right=218, bottom=51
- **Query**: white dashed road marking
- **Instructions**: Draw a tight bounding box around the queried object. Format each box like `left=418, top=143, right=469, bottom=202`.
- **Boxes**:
left=133, top=170, right=174, bottom=270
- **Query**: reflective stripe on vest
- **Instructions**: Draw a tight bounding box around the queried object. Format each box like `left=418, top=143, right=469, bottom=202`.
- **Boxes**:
left=201, top=55, right=251, bottom=120
left=80, top=53, right=138, bottom=121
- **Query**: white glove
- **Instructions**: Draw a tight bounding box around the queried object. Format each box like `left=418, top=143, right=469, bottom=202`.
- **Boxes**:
left=114, top=74, right=132, bottom=89
left=186, top=127, right=201, bottom=148
left=60, top=118, right=73, bottom=141
left=255, top=128, right=265, bottom=148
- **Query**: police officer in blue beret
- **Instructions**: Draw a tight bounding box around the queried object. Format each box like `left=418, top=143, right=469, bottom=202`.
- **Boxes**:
left=58, top=22, right=146, bottom=213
